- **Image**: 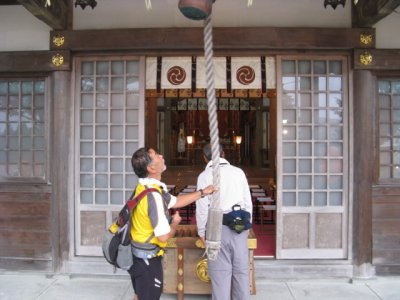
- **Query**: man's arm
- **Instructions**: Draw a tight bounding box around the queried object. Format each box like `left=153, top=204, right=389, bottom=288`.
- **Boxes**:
left=156, top=211, right=181, bottom=243
left=172, top=185, right=215, bottom=208
left=241, top=171, right=253, bottom=219
left=196, top=173, right=210, bottom=238
left=195, top=197, right=208, bottom=239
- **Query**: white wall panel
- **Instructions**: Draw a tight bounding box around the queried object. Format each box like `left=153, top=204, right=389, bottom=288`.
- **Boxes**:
left=0, top=6, right=50, bottom=51
left=375, top=11, right=400, bottom=49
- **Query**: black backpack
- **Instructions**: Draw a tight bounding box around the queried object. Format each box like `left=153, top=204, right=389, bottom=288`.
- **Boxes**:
left=102, top=187, right=158, bottom=271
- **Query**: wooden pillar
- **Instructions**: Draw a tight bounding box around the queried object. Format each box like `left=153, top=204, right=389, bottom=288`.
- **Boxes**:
left=164, top=100, right=172, bottom=165
left=176, top=248, right=185, bottom=300
left=353, top=70, right=375, bottom=278
left=145, top=97, right=158, bottom=148
left=255, top=107, right=263, bottom=167
left=268, top=91, right=277, bottom=176
left=51, top=70, right=71, bottom=272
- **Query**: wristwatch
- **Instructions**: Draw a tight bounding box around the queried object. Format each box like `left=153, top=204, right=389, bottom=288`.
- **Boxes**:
left=199, top=189, right=205, bottom=198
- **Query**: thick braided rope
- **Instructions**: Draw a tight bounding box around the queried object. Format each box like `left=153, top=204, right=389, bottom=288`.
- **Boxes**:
left=204, top=14, right=223, bottom=260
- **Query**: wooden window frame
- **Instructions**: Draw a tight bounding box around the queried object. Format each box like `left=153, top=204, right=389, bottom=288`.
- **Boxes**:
left=376, top=76, right=400, bottom=185
left=0, top=76, right=50, bottom=184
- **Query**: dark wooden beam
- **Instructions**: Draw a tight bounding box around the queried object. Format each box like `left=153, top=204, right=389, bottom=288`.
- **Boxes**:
left=16, top=0, right=68, bottom=30
left=0, top=51, right=71, bottom=72
left=0, top=0, right=19, bottom=4
left=354, top=49, right=400, bottom=70
left=352, top=0, right=400, bottom=27
left=145, top=97, right=158, bottom=150
left=50, top=27, right=375, bottom=52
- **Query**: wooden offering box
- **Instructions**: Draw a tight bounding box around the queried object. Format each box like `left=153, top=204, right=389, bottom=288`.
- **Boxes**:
left=163, top=225, right=257, bottom=299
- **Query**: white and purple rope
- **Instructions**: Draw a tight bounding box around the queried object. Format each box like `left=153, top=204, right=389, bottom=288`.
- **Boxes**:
left=204, top=14, right=223, bottom=261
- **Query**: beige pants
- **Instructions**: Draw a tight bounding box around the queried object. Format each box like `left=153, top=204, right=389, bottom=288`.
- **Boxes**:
left=208, top=225, right=250, bottom=300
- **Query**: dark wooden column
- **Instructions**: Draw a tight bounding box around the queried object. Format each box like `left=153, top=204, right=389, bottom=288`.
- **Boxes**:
left=145, top=97, right=158, bottom=149
left=163, top=100, right=172, bottom=165
left=353, top=70, right=375, bottom=277
left=51, top=70, right=72, bottom=272
left=255, top=106, right=264, bottom=168
left=269, top=90, right=277, bottom=176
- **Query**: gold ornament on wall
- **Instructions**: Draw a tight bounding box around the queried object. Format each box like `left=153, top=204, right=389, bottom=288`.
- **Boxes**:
left=52, top=54, right=64, bottom=67
left=196, top=259, right=211, bottom=282
left=166, top=239, right=176, bottom=248
left=195, top=239, right=204, bottom=248
left=359, top=51, right=373, bottom=66
left=52, top=34, right=65, bottom=47
left=359, top=33, right=373, bottom=46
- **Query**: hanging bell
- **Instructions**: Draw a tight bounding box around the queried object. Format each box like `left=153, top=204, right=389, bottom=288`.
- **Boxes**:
left=178, top=0, right=214, bottom=20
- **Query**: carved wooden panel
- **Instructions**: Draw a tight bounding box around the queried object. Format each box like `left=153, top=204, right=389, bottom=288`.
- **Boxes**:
left=0, top=185, right=52, bottom=270
left=372, top=186, right=400, bottom=274
left=0, top=51, right=71, bottom=72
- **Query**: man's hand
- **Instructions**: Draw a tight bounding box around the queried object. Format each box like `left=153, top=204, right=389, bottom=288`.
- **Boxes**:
left=158, top=211, right=182, bottom=243
left=203, top=185, right=218, bottom=196
left=171, top=211, right=182, bottom=226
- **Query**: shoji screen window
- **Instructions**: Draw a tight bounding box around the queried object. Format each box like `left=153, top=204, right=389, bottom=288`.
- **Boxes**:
left=378, top=79, right=400, bottom=180
left=278, top=58, right=348, bottom=259
left=75, top=57, right=144, bottom=256
left=0, top=79, right=47, bottom=181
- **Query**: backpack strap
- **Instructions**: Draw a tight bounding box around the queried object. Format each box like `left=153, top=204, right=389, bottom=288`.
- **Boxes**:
left=126, top=187, right=159, bottom=211
left=129, top=186, right=163, bottom=245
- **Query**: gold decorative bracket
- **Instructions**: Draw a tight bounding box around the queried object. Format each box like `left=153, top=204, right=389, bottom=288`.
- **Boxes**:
left=52, top=34, right=65, bottom=47
left=360, top=33, right=373, bottom=46
left=359, top=51, right=373, bottom=66
left=52, top=53, right=64, bottom=67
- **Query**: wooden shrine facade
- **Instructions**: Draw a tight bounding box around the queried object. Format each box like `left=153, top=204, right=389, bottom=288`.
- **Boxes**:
left=0, top=25, right=400, bottom=278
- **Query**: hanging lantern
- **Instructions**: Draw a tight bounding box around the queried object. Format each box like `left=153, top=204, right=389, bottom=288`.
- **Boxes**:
left=178, top=0, right=214, bottom=20
left=74, top=0, right=97, bottom=10
left=324, top=0, right=346, bottom=9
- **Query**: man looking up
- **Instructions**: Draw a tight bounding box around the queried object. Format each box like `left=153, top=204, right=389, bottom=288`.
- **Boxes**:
left=129, top=147, right=216, bottom=300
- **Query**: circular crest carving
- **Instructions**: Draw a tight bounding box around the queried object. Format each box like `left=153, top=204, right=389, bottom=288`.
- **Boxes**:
left=360, top=33, right=373, bottom=46
left=359, top=52, right=373, bottom=66
left=52, top=34, right=65, bottom=47
left=196, top=259, right=211, bottom=282
left=167, top=66, right=186, bottom=85
left=236, top=66, right=255, bottom=85
left=52, top=54, right=64, bottom=67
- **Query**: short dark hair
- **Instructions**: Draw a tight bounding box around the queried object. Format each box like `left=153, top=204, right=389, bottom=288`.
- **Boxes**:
left=203, top=143, right=223, bottom=161
left=131, top=147, right=152, bottom=178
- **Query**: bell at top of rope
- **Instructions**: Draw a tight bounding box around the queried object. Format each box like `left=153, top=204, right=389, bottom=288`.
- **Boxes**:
left=178, top=0, right=215, bottom=20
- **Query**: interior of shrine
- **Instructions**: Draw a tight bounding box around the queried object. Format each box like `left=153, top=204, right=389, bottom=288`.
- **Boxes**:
left=152, top=95, right=277, bottom=257
left=156, top=96, right=275, bottom=168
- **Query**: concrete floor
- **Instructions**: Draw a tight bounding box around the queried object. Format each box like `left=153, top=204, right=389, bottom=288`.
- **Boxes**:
left=1, top=273, right=400, bottom=300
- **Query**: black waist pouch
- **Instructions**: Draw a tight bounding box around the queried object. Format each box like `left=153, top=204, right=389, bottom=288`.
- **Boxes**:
left=222, top=205, right=252, bottom=234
